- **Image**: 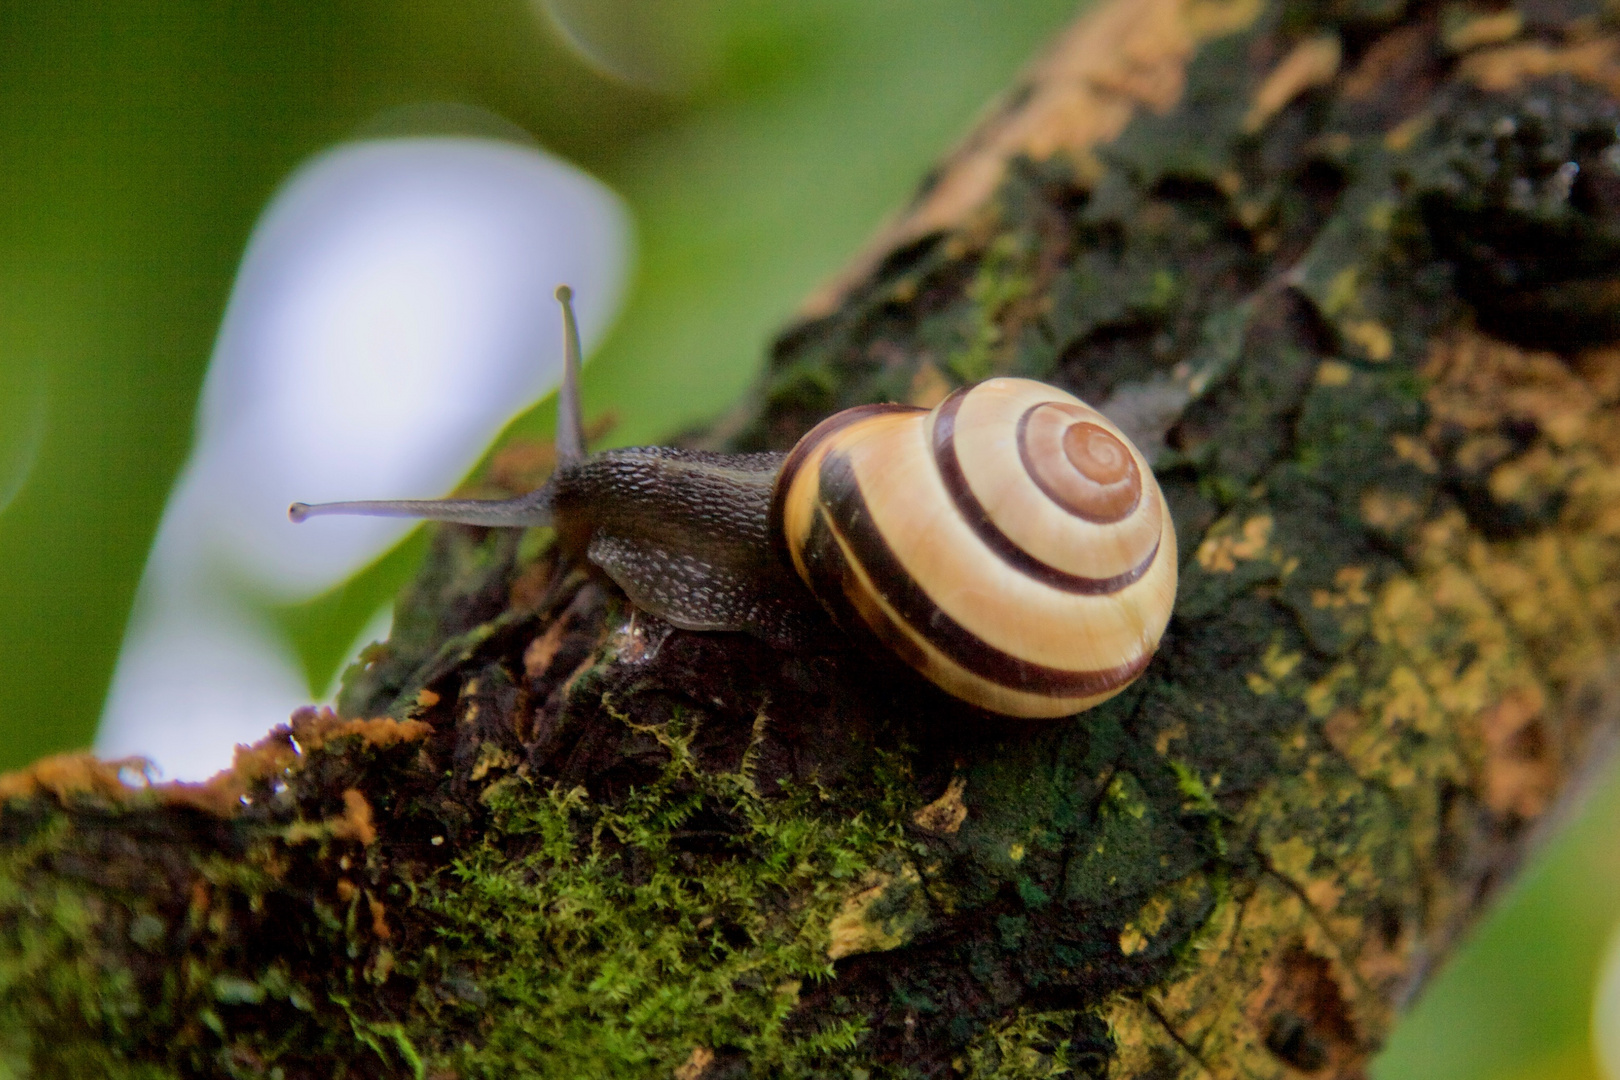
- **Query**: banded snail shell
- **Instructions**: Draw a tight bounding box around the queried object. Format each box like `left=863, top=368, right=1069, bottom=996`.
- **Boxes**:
left=771, top=377, right=1177, bottom=718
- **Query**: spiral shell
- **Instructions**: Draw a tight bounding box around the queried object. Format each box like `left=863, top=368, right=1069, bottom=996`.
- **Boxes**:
left=771, top=377, right=1177, bottom=718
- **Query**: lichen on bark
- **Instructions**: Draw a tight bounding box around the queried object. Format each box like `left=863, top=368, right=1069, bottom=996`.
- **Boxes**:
left=7, top=0, right=1620, bottom=1076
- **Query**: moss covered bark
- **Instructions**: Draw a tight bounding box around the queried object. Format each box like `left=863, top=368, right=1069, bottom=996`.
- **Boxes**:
left=7, top=0, right=1620, bottom=1076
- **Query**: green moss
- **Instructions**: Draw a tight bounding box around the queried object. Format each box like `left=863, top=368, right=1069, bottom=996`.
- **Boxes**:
left=0, top=814, right=175, bottom=1080
left=954, top=1008, right=1099, bottom=1079
left=947, top=234, right=1037, bottom=383
left=0, top=725, right=457, bottom=1077
left=417, top=707, right=919, bottom=1077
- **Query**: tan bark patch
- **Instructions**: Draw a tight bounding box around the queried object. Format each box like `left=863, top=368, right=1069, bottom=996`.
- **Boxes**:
left=912, top=775, right=969, bottom=835
left=801, top=0, right=1266, bottom=317
left=1196, top=514, right=1274, bottom=572
left=1441, top=8, right=1523, bottom=54
left=0, top=753, right=144, bottom=804
left=674, top=1045, right=714, bottom=1080
left=469, top=743, right=519, bottom=783
left=826, top=864, right=926, bottom=961
left=524, top=618, right=572, bottom=680
left=290, top=709, right=433, bottom=754
left=1244, top=33, right=1341, bottom=133
left=1460, top=36, right=1620, bottom=95
left=332, top=788, right=378, bottom=845
left=827, top=875, right=904, bottom=961
left=368, top=891, right=392, bottom=941
left=1249, top=946, right=1362, bottom=1075
left=1342, top=25, right=1430, bottom=100
left=1423, top=332, right=1597, bottom=445
left=1478, top=686, right=1556, bottom=819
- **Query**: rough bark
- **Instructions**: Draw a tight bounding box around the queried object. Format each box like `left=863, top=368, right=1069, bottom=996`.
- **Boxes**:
left=7, top=0, right=1620, bottom=1076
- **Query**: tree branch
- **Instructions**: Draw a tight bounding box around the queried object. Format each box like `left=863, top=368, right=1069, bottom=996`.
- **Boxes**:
left=7, top=0, right=1620, bottom=1076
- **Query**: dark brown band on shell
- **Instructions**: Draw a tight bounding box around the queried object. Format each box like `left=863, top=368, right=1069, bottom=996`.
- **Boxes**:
left=932, top=390, right=1158, bottom=595
left=1017, top=404, right=1141, bottom=524
left=768, top=402, right=922, bottom=569
left=812, top=449, right=1155, bottom=697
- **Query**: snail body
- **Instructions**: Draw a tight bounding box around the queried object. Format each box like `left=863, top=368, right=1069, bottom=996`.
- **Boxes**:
left=292, top=288, right=1177, bottom=718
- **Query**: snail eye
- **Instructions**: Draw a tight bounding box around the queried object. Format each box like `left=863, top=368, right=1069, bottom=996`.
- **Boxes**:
left=1018, top=404, right=1141, bottom=524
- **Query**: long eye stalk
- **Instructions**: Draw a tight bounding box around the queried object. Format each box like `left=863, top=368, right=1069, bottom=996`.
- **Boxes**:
left=288, top=285, right=586, bottom=529
left=553, top=284, right=585, bottom=466
left=287, top=490, right=554, bottom=527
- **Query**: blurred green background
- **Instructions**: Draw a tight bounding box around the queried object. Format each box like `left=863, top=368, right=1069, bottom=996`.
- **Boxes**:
left=0, top=2, right=1616, bottom=1077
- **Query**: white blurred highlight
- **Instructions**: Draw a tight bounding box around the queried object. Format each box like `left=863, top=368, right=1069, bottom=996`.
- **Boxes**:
left=97, top=135, right=631, bottom=781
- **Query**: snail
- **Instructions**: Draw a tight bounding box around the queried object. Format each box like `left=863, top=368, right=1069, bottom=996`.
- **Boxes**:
left=291, top=287, right=1177, bottom=717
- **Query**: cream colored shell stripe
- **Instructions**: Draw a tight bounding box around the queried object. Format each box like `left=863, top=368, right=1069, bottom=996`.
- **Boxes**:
left=775, top=378, right=1176, bottom=717
left=933, top=392, right=1160, bottom=591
